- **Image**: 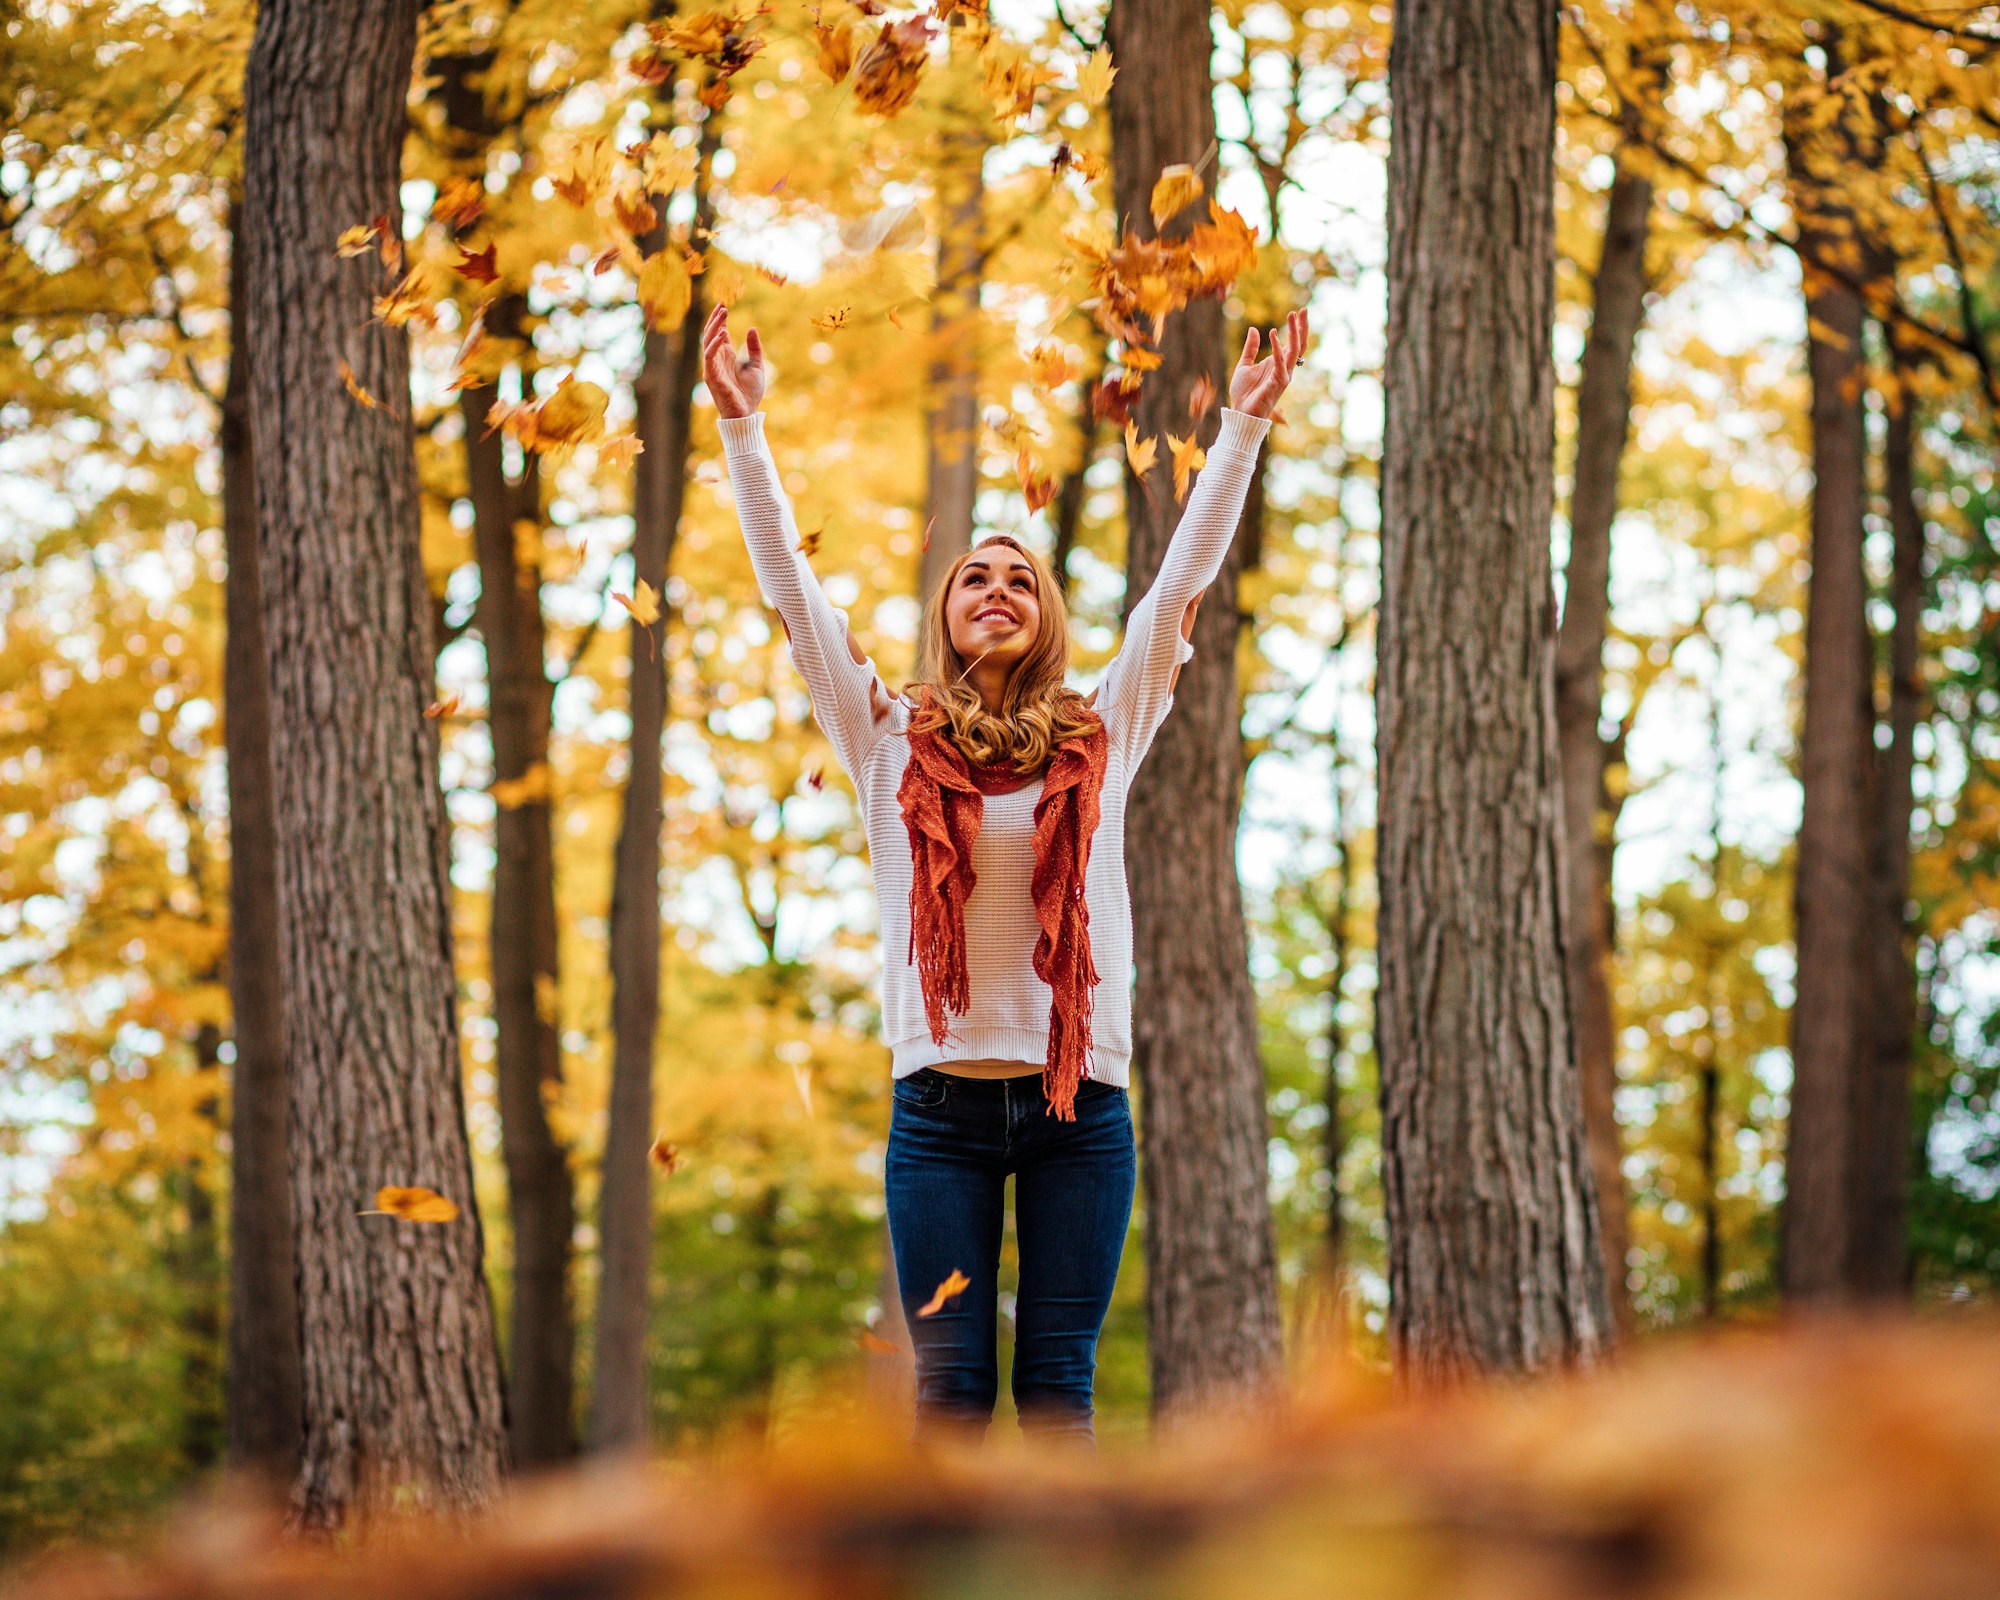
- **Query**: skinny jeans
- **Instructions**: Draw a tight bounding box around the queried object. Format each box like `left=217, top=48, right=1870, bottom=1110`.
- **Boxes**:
left=884, top=1067, right=1137, bottom=1447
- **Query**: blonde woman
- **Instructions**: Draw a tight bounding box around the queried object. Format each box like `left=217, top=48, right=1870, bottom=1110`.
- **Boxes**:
left=703, top=301, right=1306, bottom=1447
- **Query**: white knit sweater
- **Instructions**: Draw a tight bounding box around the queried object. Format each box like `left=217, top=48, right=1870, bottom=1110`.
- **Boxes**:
left=718, top=406, right=1271, bottom=1086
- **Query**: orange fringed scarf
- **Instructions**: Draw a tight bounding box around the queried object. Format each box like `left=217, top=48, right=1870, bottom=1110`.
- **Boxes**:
left=896, top=687, right=1109, bottom=1121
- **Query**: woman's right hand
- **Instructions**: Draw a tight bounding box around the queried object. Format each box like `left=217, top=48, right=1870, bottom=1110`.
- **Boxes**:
left=701, top=302, right=767, bottom=419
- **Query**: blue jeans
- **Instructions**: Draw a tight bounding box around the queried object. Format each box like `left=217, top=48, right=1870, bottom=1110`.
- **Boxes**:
left=885, top=1067, right=1137, bottom=1447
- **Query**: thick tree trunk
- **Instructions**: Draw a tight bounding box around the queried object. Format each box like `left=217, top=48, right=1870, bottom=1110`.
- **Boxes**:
left=240, top=0, right=508, bottom=1527
left=1852, top=340, right=1924, bottom=1299
left=1779, top=75, right=1877, bottom=1308
left=917, top=101, right=987, bottom=606
left=1377, top=0, right=1609, bottom=1382
left=220, top=200, right=303, bottom=1482
left=591, top=119, right=717, bottom=1454
left=1108, top=0, right=1284, bottom=1423
left=1554, top=151, right=1654, bottom=1344
left=464, top=295, right=576, bottom=1466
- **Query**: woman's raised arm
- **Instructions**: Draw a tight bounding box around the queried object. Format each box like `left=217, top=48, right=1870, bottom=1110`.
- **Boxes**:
left=705, top=306, right=895, bottom=782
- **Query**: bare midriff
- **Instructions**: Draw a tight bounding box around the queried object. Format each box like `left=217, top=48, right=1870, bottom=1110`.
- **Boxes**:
left=929, top=1059, right=1044, bottom=1079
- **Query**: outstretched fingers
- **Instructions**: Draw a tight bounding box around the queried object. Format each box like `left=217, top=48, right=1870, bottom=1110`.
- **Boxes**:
left=744, top=326, right=763, bottom=366
left=1240, top=325, right=1260, bottom=368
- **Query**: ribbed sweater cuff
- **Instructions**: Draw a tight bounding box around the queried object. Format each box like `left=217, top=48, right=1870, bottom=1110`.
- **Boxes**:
left=717, top=412, right=767, bottom=458
left=1212, top=407, right=1271, bottom=456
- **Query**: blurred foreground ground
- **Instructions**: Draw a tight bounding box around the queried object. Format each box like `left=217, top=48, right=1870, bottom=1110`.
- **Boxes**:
left=9, top=1313, right=2000, bottom=1600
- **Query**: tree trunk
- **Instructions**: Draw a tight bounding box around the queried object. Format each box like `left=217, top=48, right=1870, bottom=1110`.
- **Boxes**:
left=464, top=290, right=576, bottom=1466
left=1377, top=0, right=1609, bottom=1382
left=1778, top=65, right=1877, bottom=1308
left=917, top=96, right=987, bottom=606
left=220, top=198, right=303, bottom=1483
left=1852, top=335, right=1924, bottom=1299
left=240, top=0, right=508, bottom=1527
left=1554, top=147, right=1654, bottom=1344
left=1107, top=0, right=1284, bottom=1423
left=591, top=117, right=718, bottom=1454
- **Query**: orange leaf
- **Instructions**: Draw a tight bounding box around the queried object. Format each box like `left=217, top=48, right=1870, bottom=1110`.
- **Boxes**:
left=1188, top=373, right=1217, bottom=421
left=1167, top=430, right=1206, bottom=503
left=649, top=1133, right=683, bottom=1175
left=614, top=578, right=662, bottom=627
left=431, top=176, right=486, bottom=230
left=812, top=306, right=852, bottom=334
left=1124, top=420, right=1158, bottom=477
left=1150, top=163, right=1203, bottom=228
left=916, top=1269, right=971, bottom=1317
left=362, top=1185, right=460, bottom=1224
left=857, top=1328, right=901, bottom=1354
left=424, top=692, right=460, bottom=719
left=1016, top=449, right=1056, bottom=514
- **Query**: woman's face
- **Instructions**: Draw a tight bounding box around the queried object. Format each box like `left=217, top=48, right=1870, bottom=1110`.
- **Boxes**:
left=945, top=545, right=1042, bottom=675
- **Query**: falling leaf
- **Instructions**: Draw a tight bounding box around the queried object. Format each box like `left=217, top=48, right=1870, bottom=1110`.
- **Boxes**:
left=812, top=305, right=852, bottom=334
left=1187, top=200, right=1259, bottom=292
left=613, top=187, right=659, bottom=239
left=338, top=358, right=393, bottom=414
left=638, top=249, right=692, bottom=331
left=920, top=514, right=935, bottom=552
left=752, top=261, right=790, bottom=288
left=1028, top=341, right=1081, bottom=390
left=534, top=972, right=560, bottom=1028
left=597, top=435, right=644, bottom=472
left=805, top=766, right=825, bottom=792
left=615, top=578, right=662, bottom=627
left=372, top=265, right=442, bottom=330
left=431, top=175, right=486, bottom=229
left=815, top=17, right=855, bottom=82
left=1150, top=163, right=1204, bottom=228
left=1123, top=345, right=1163, bottom=372
left=648, top=1133, right=683, bottom=1175
left=792, top=1062, right=815, bottom=1117
left=708, top=263, right=745, bottom=308
left=885, top=250, right=936, bottom=303
left=886, top=305, right=908, bottom=330
left=839, top=203, right=924, bottom=255
left=492, top=761, right=552, bottom=809
left=983, top=39, right=1055, bottom=123
left=797, top=524, right=823, bottom=558
left=632, top=132, right=699, bottom=197
left=454, top=241, right=498, bottom=285
left=916, top=1268, right=971, bottom=1317
left=1188, top=373, right=1217, bottom=420
left=335, top=221, right=383, bottom=258
left=1016, top=449, right=1055, bottom=514
left=552, top=136, right=615, bottom=207
left=361, top=1185, right=460, bottom=1224
left=1124, top=420, right=1158, bottom=477
left=1091, top=375, right=1135, bottom=427
left=1167, top=430, right=1206, bottom=502
left=424, top=692, right=460, bottom=719
left=857, top=1328, right=901, bottom=1354
left=1076, top=45, right=1116, bottom=105
left=852, top=16, right=931, bottom=116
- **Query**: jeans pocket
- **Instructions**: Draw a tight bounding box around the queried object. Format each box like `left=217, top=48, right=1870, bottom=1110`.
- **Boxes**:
left=1073, top=1076, right=1122, bottom=1104
left=892, top=1070, right=950, bottom=1110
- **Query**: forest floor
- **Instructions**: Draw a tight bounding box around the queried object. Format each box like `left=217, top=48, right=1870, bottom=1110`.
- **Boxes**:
left=9, top=1310, right=2000, bottom=1600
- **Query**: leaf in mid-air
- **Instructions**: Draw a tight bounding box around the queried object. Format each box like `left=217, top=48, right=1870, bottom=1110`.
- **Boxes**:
left=615, top=578, right=662, bottom=627
left=1016, top=449, right=1056, bottom=514
left=424, top=693, right=461, bottom=720
left=1028, top=341, right=1081, bottom=390
left=454, top=242, right=498, bottom=285
left=1076, top=46, right=1117, bottom=106
left=492, top=762, right=553, bottom=810
left=916, top=1269, right=971, bottom=1317
left=1189, top=373, right=1218, bottom=421
left=649, top=1133, right=684, bottom=1175
left=639, top=249, right=692, bottom=331
left=1124, top=421, right=1158, bottom=477
left=1167, top=431, right=1206, bottom=503
left=1150, top=163, right=1204, bottom=228
left=812, top=306, right=852, bottom=333
left=361, top=1186, right=460, bottom=1224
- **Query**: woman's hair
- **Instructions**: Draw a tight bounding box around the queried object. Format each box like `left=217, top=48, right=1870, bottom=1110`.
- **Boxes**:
left=907, top=534, right=1100, bottom=773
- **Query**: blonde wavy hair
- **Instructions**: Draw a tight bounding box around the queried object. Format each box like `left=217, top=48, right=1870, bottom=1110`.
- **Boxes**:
left=906, top=534, right=1101, bottom=774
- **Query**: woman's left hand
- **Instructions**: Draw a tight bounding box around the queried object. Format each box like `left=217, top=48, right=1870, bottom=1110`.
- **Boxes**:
left=1228, top=307, right=1309, bottom=419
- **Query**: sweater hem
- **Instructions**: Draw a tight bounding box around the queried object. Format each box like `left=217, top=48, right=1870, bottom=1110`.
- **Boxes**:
left=889, top=1027, right=1131, bottom=1087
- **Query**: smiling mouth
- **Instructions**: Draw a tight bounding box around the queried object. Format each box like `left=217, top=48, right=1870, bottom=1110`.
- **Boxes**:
left=974, top=610, right=1016, bottom=625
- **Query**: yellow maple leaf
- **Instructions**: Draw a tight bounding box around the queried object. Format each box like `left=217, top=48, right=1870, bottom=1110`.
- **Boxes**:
left=633, top=132, right=699, bottom=197
left=362, top=1185, right=460, bottom=1224
left=815, top=18, right=854, bottom=82
left=615, top=578, right=662, bottom=627
left=1150, top=163, right=1204, bottom=228
left=916, top=1268, right=971, bottom=1317
left=1076, top=45, right=1116, bottom=105
left=638, top=249, right=692, bottom=331
left=1028, top=341, right=1081, bottom=389
left=335, top=222, right=381, bottom=258
left=812, top=305, right=852, bottom=333
left=536, top=377, right=609, bottom=445
left=492, top=761, right=552, bottom=809
left=1124, top=420, right=1158, bottom=477
left=338, top=358, right=391, bottom=414
left=1167, top=430, right=1206, bottom=502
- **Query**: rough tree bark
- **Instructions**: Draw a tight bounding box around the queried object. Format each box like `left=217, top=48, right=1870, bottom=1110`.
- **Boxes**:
left=220, top=199, right=303, bottom=1481
left=437, top=50, right=578, bottom=1470
left=240, top=0, right=508, bottom=1526
left=917, top=80, right=988, bottom=606
left=1853, top=331, right=1925, bottom=1299
left=1107, top=0, right=1284, bottom=1422
left=1778, top=51, right=1878, bottom=1307
left=1553, top=139, right=1655, bottom=1344
left=591, top=117, right=718, bottom=1453
left=1377, top=0, right=1610, bottom=1381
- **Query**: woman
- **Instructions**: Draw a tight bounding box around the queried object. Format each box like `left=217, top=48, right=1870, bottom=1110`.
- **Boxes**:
left=703, top=300, right=1306, bottom=1447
